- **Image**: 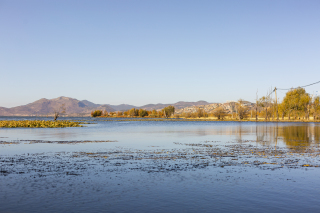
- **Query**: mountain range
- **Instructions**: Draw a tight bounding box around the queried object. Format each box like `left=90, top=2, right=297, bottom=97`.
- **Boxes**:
left=0, top=96, right=211, bottom=116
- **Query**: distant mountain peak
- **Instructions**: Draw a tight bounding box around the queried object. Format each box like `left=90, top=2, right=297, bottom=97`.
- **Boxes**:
left=0, top=97, right=215, bottom=116
left=0, top=97, right=114, bottom=116
left=52, top=96, right=74, bottom=101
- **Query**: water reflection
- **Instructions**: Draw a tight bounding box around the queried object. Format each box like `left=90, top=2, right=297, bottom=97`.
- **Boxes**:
left=2, top=120, right=320, bottom=213
left=1, top=118, right=320, bottom=150
left=254, top=123, right=320, bottom=149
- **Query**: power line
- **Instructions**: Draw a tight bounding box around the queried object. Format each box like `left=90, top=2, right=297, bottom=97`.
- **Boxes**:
left=259, top=80, right=319, bottom=99
left=277, top=80, right=320, bottom=90
left=263, top=80, right=320, bottom=98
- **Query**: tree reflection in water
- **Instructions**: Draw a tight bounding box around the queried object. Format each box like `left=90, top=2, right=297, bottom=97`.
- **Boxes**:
left=254, top=123, right=320, bottom=150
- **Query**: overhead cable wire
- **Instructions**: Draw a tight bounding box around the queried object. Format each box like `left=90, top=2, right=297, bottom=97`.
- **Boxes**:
left=259, top=80, right=319, bottom=99
left=277, top=80, right=320, bottom=90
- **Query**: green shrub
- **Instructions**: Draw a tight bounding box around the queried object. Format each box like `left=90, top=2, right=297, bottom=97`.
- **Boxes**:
left=139, top=109, right=148, bottom=117
left=91, top=110, right=102, bottom=117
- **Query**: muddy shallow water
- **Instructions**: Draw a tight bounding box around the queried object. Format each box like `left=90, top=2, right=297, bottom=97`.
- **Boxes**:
left=1, top=117, right=320, bottom=212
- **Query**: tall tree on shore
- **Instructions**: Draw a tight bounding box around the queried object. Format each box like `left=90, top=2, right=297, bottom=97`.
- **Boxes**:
left=282, top=87, right=311, bottom=120
left=129, top=108, right=139, bottom=117
left=312, top=96, right=320, bottom=120
left=138, top=109, right=148, bottom=117
left=236, top=99, right=248, bottom=120
left=162, top=106, right=175, bottom=118
left=278, top=102, right=287, bottom=120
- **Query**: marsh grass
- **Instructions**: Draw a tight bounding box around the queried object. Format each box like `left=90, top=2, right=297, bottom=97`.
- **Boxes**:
left=0, top=120, right=83, bottom=128
left=101, top=118, right=320, bottom=122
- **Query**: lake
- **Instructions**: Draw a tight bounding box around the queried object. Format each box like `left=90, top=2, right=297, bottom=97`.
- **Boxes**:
left=1, top=117, right=320, bottom=212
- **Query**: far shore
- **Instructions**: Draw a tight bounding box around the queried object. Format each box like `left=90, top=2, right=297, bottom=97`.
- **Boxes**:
left=91, top=115, right=320, bottom=122
left=1, top=116, right=320, bottom=123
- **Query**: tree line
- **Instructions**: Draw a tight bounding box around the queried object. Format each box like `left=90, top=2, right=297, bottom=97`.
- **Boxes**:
left=256, top=87, right=320, bottom=121
left=91, top=87, right=320, bottom=121
left=91, top=106, right=175, bottom=118
left=216, top=87, right=320, bottom=121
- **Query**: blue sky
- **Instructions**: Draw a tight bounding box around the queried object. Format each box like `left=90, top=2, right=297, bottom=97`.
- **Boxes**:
left=1, top=0, right=320, bottom=107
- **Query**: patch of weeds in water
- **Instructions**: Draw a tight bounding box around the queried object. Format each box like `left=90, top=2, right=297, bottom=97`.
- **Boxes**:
left=0, top=141, right=19, bottom=145
left=20, top=140, right=117, bottom=144
left=2, top=140, right=320, bottom=177
left=0, top=139, right=117, bottom=145
left=0, top=120, right=84, bottom=128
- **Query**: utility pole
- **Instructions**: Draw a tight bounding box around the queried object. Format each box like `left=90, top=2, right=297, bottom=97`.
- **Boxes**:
left=275, top=87, right=279, bottom=121
left=256, top=90, right=258, bottom=121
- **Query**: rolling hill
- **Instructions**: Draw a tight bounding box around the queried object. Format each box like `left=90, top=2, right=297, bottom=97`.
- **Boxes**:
left=0, top=97, right=213, bottom=116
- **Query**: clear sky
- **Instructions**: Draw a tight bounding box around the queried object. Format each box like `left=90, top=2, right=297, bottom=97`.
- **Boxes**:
left=1, top=0, right=320, bottom=107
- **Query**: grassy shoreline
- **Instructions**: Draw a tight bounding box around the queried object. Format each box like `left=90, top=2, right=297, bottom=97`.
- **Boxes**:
left=1, top=118, right=319, bottom=126
left=0, top=120, right=83, bottom=128
left=98, top=118, right=320, bottom=122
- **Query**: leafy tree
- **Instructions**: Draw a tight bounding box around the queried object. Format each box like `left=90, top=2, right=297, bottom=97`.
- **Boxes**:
left=312, top=96, right=320, bottom=120
left=158, top=111, right=164, bottom=117
left=213, top=106, right=227, bottom=120
left=278, top=102, right=287, bottom=120
left=129, top=108, right=139, bottom=117
left=190, top=112, right=198, bottom=118
left=196, top=108, right=204, bottom=118
left=91, top=110, right=102, bottom=117
left=182, top=112, right=192, bottom=118
left=236, top=99, right=249, bottom=120
left=203, top=112, right=209, bottom=117
left=282, top=87, right=311, bottom=120
left=139, top=109, right=148, bottom=117
left=162, top=106, right=175, bottom=118
left=150, top=109, right=158, bottom=118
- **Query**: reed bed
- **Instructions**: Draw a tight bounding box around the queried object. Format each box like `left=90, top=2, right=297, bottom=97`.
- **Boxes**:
left=0, top=120, right=83, bottom=128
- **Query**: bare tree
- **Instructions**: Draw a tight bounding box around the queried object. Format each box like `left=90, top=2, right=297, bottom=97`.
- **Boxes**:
left=53, top=104, right=66, bottom=121
left=258, top=96, right=271, bottom=121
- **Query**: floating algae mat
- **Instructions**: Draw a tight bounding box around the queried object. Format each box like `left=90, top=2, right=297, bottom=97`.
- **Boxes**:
left=0, top=120, right=84, bottom=128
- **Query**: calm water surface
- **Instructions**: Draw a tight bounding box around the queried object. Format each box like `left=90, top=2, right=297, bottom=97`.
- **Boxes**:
left=1, top=117, right=320, bottom=212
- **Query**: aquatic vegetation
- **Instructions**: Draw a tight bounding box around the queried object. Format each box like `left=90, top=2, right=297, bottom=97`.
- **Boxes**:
left=19, top=140, right=117, bottom=144
left=2, top=139, right=320, bottom=177
left=0, top=141, right=19, bottom=145
left=0, top=120, right=83, bottom=128
left=91, top=110, right=103, bottom=117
